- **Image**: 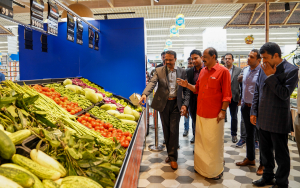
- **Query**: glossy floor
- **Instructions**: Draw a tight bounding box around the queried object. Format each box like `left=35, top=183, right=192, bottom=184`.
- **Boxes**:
left=138, top=114, right=300, bottom=188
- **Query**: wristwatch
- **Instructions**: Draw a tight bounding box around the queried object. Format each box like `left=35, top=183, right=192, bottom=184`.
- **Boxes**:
left=221, top=109, right=226, bottom=112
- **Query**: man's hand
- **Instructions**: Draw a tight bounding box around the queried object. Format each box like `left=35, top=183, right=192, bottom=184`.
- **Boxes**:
left=139, top=94, right=147, bottom=105
left=262, top=62, right=276, bottom=77
left=237, top=75, right=243, bottom=83
left=217, top=110, right=226, bottom=123
left=177, top=78, right=188, bottom=88
left=238, top=99, right=241, bottom=106
left=250, top=115, right=257, bottom=125
left=180, top=105, right=188, bottom=117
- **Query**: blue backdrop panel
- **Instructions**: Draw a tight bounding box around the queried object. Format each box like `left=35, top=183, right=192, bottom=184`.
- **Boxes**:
left=80, top=18, right=146, bottom=99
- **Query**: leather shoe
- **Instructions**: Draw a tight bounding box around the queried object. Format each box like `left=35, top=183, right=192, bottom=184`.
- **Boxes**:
left=190, top=136, right=195, bottom=143
left=270, top=185, right=288, bottom=188
left=170, top=161, right=178, bottom=170
left=252, top=178, right=275, bottom=187
left=232, top=136, right=238, bottom=143
left=183, top=130, right=188, bottom=136
left=163, top=140, right=166, bottom=145
left=256, top=165, right=264, bottom=176
left=236, top=158, right=255, bottom=166
left=165, top=157, right=171, bottom=163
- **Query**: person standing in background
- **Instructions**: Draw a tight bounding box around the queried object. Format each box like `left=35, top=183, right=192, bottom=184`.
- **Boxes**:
left=221, top=55, right=226, bottom=66
left=0, top=71, right=5, bottom=82
left=235, top=49, right=264, bottom=176
left=297, top=70, right=300, bottom=157
left=177, top=47, right=231, bottom=180
left=184, top=50, right=203, bottom=143
left=183, top=57, right=194, bottom=137
left=150, top=51, right=166, bottom=78
left=225, top=53, right=242, bottom=143
left=251, top=42, right=298, bottom=188
left=140, top=50, right=190, bottom=170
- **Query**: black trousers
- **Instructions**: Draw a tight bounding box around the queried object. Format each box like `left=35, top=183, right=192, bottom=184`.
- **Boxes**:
left=260, top=129, right=290, bottom=188
left=159, top=99, right=181, bottom=161
left=189, top=94, right=197, bottom=136
left=229, top=99, right=239, bottom=136
left=241, top=104, right=262, bottom=164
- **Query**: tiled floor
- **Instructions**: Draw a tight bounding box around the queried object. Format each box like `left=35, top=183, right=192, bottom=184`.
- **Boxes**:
left=138, top=111, right=300, bottom=188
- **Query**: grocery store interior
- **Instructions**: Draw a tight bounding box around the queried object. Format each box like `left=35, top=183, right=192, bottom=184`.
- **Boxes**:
left=0, top=0, right=300, bottom=188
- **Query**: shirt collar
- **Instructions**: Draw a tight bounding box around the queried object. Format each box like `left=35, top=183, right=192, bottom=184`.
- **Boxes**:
left=194, top=66, right=201, bottom=73
left=205, top=62, right=221, bottom=71
left=277, top=59, right=285, bottom=67
left=167, top=65, right=177, bottom=72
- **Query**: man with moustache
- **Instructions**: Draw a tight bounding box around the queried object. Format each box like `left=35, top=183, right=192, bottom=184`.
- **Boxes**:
left=177, top=47, right=231, bottom=180
left=225, top=53, right=242, bottom=143
left=183, top=50, right=203, bottom=143
left=139, top=50, right=190, bottom=170
left=251, top=42, right=298, bottom=188
left=235, top=49, right=264, bottom=176
left=187, top=57, right=193, bottom=68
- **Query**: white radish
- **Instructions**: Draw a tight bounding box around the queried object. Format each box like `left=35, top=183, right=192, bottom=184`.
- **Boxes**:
left=30, top=149, right=67, bottom=177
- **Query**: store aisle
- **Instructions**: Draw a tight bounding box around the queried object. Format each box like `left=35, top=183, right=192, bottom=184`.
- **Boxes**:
left=138, top=114, right=300, bottom=188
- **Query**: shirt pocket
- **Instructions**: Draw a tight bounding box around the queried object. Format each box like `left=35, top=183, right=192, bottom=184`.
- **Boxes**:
left=207, top=78, right=220, bottom=95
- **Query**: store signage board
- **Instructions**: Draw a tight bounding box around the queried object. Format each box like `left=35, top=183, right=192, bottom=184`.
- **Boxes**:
left=165, top=39, right=172, bottom=47
left=76, top=21, right=83, bottom=45
left=94, top=31, right=99, bottom=50
left=67, top=13, right=75, bottom=42
left=30, top=0, right=44, bottom=30
left=170, top=25, right=179, bottom=37
left=88, top=27, right=94, bottom=49
left=0, top=0, right=13, bottom=18
left=175, top=14, right=185, bottom=29
left=47, top=0, right=59, bottom=36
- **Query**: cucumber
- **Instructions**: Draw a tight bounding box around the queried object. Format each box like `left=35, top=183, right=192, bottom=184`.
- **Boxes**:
left=0, top=167, right=34, bottom=188
left=30, top=149, right=67, bottom=177
left=1, top=163, right=44, bottom=188
left=60, top=183, right=83, bottom=188
left=12, top=154, right=61, bottom=180
left=53, top=178, right=63, bottom=185
left=0, top=175, right=22, bottom=188
left=0, top=129, right=16, bottom=159
left=120, top=119, right=137, bottom=126
left=62, top=176, right=103, bottom=188
left=8, top=130, right=31, bottom=145
left=42, top=180, right=60, bottom=188
left=115, top=114, right=135, bottom=121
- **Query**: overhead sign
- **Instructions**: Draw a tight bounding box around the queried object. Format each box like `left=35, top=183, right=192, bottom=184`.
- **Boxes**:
left=170, top=25, right=179, bottom=37
left=164, top=48, right=168, bottom=52
left=47, top=0, right=59, bottom=36
left=30, top=0, right=44, bottom=30
left=76, top=21, right=83, bottom=45
left=88, top=27, right=94, bottom=49
left=175, top=14, right=185, bottom=29
left=67, top=13, right=75, bottom=42
left=165, top=39, right=172, bottom=47
left=0, top=0, right=13, bottom=18
left=94, top=32, right=99, bottom=50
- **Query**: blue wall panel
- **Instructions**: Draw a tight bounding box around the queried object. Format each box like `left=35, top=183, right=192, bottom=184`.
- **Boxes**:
left=19, top=18, right=145, bottom=99
left=80, top=18, right=146, bottom=99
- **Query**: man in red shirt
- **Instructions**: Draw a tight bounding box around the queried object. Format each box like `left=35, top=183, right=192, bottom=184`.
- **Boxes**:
left=177, top=47, right=232, bottom=180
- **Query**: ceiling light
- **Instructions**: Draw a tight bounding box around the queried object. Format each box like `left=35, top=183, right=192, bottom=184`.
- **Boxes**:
left=154, top=0, right=159, bottom=2
left=285, top=3, right=290, bottom=12
left=147, top=27, right=201, bottom=30
left=61, top=3, right=94, bottom=22
left=145, top=16, right=231, bottom=21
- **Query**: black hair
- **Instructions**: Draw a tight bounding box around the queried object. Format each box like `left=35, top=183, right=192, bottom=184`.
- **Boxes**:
left=221, top=55, right=225, bottom=58
left=161, top=51, right=166, bottom=56
left=251, top=49, right=261, bottom=59
left=206, top=47, right=218, bottom=60
left=166, top=50, right=177, bottom=59
left=259, top=42, right=281, bottom=57
left=225, top=53, right=234, bottom=60
left=190, top=49, right=202, bottom=57
left=187, top=57, right=191, bottom=60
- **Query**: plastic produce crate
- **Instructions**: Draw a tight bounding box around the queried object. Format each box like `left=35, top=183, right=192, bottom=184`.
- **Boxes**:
left=22, top=135, right=46, bottom=151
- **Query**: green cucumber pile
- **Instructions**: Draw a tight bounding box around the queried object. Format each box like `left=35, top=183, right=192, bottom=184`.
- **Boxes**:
left=46, top=83, right=92, bottom=109
left=89, top=106, right=136, bottom=134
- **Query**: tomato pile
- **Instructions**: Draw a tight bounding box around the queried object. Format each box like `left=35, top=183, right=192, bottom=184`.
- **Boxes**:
left=33, top=85, right=82, bottom=115
left=77, top=113, right=132, bottom=148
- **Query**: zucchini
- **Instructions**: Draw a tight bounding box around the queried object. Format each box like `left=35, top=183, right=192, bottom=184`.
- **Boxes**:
left=62, top=176, right=103, bottom=188
left=0, top=175, right=22, bottom=188
left=30, top=149, right=67, bottom=177
left=1, top=163, right=44, bottom=188
left=12, top=154, right=61, bottom=180
left=53, top=178, right=63, bottom=185
left=0, top=167, right=35, bottom=188
left=42, top=180, right=60, bottom=188
left=115, top=114, right=135, bottom=121
left=60, top=183, right=83, bottom=188
left=0, top=129, right=16, bottom=159
left=8, top=130, right=31, bottom=145
left=120, top=119, right=137, bottom=126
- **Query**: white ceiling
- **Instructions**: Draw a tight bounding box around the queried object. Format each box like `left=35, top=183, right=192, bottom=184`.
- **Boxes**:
left=0, top=1, right=299, bottom=55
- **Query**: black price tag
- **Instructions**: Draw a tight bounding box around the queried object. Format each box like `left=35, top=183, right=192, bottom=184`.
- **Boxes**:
left=67, top=13, right=75, bottom=42
left=94, top=32, right=99, bottom=51
left=47, top=0, right=58, bottom=36
left=30, top=0, right=44, bottom=30
left=24, top=28, right=33, bottom=50
left=0, top=0, right=13, bottom=18
left=88, top=27, right=94, bottom=49
left=77, top=21, right=83, bottom=45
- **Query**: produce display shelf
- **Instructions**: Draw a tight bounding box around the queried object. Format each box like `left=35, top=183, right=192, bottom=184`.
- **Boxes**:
left=112, top=94, right=134, bottom=107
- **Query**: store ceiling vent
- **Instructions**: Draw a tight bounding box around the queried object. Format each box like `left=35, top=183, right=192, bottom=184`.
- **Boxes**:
left=0, top=24, right=14, bottom=37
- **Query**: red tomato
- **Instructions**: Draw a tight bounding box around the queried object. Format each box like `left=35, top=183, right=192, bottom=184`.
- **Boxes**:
left=126, top=137, right=132, bottom=142
left=124, top=132, right=130, bottom=137
left=108, top=127, right=113, bottom=132
left=123, top=142, right=129, bottom=148
left=85, top=113, right=90, bottom=117
left=108, top=124, right=113, bottom=128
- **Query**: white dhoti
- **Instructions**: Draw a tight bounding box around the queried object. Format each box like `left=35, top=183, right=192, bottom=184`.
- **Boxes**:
left=194, top=115, right=224, bottom=178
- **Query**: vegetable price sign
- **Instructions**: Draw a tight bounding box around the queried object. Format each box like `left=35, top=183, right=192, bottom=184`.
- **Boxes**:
left=67, top=13, right=75, bottom=42
left=170, top=25, right=179, bottom=37
left=47, top=0, right=59, bottom=36
left=175, top=14, right=185, bottom=29
left=165, top=39, right=172, bottom=47
left=30, top=0, right=44, bottom=30
left=0, top=0, right=13, bottom=18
